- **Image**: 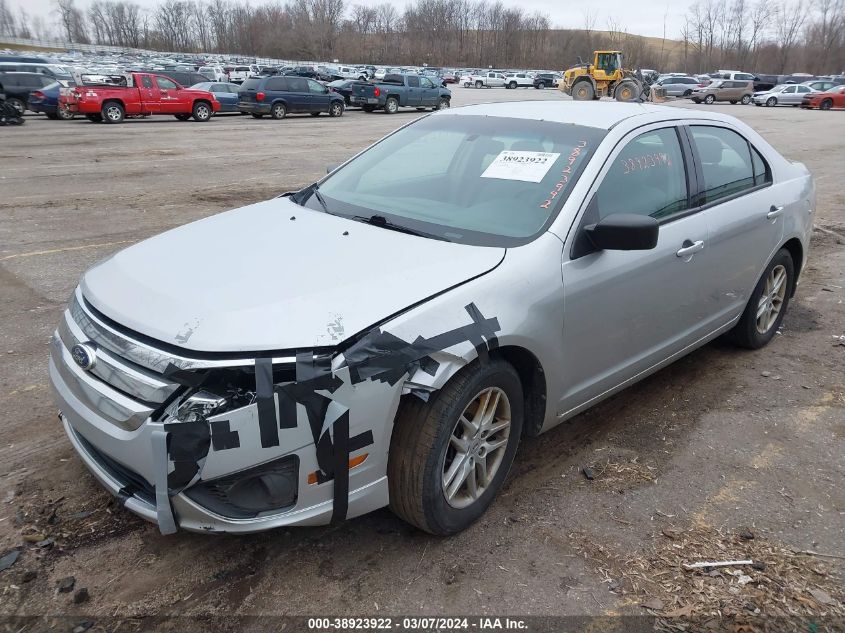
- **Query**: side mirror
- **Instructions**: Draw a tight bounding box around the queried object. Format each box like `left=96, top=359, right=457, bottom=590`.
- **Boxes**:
left=584, top=213, right=659, bottom=251
left=326, top=164, right=339, bottom=174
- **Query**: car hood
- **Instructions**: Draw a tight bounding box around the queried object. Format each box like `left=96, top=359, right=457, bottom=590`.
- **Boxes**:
left=81, top=197, right=505, bottom=352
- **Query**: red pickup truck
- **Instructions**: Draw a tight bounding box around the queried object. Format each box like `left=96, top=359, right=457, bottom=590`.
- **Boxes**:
left=61, top=72, right=220, bottom=123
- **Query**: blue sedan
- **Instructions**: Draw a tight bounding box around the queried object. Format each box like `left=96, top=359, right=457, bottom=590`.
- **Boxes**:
left=189, top=82, right=242, bottom=114
left=27, top=80, right=75, bottom=119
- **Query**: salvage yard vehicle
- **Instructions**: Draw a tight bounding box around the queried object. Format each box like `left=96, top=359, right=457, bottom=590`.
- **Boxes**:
left=690, top=79, right=754, bottom=104
left=753, top=84, right=816, bottom=107
left=50, top=101, right=813, bottom=536
left=467, top=71, right=507, bottom=88
left=504, top=73, right=533, bottom=89
left=0, top=71, right=57, bottom=114
left=801, top=84, right=845, bottom=110
left=60, top=73, right=220, bottom=123
left=238, top=75, right=345, bottom=119
left=189, top=81, right=242, bottom=113
left=349, top=74, right=450, bottom=113
left=533, top=72, right=561, bottom=89
left=27, top=79, right=75, bottom=119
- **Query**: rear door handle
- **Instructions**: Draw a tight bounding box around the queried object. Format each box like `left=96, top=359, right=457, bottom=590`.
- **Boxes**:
left=676, top=240, right=705, bottom=257
left=767, top=205, right=784, bottom=219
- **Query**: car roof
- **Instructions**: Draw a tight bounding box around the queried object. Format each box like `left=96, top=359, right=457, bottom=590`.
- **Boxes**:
left=437, top=101, right=713, bottom=130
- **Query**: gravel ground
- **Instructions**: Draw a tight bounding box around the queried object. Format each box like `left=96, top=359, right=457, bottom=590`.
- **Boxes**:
left=0, top=87, right=843, bottom=626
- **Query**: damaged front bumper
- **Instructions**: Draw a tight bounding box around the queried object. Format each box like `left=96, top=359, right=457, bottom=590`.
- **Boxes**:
left=48, top=289, right=397, bottom=534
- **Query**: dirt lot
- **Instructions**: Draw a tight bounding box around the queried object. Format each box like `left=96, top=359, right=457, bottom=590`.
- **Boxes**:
left=1, top=87, right=843, bottom=627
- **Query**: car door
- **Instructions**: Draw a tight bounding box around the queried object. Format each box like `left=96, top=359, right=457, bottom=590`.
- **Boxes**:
left=685, top=124, right=783, bottom=329
left=793, top=85, right=813, bottom=103
left=307, top=79, right=330, bottom=112
left=138, top=75, right=160, bottom=110
left=779, top=85, right=797, bottom=104
left=419, top=76, right=439, bottom=105
left=405, top=75, right=421, bottom=105
left=210, top=83, right=234, bottom=111
left=558, top=125, right=711, bottom=415
left=154, top=76, right=180, bottom=112
left=284, top=77, right=309, bottom=112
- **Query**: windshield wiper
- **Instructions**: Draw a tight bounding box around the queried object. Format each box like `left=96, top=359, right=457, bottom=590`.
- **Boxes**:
left=294, top=182, right=331, bottom=214
left=351, top=214, right=445, bottom=240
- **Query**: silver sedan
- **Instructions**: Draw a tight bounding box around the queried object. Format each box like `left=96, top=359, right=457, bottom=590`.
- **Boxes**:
left=50, top=102, right=814, bottom=535
left=753, top=83, right=816, bottom=106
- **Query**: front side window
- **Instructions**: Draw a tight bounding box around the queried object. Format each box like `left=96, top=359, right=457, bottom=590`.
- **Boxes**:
left=594, top=127, right=688, bottom=221
left=156, top=77, right=177, bottom=90
left=690, top=126, right=757, bottom=203
left=307, top=79, right=325, bottom=94
left=420, top=77, right=433, bottom=88
left=141, top=76, right=153, bottom=88
left=304, top=115, right=606, bottom=246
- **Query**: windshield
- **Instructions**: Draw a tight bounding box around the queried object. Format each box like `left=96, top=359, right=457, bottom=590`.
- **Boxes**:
left=304, top=114, right=606, bottom=247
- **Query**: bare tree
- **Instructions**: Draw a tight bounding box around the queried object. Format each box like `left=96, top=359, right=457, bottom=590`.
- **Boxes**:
left=774, top=0, right=807, bottom=72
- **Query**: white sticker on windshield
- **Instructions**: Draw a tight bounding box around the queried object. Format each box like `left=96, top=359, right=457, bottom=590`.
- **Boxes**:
left=480, top=151, right=561, bottom=183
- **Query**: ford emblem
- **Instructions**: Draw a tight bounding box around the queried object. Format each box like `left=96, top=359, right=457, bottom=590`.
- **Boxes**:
left=71, top=343, right=96, bottom=370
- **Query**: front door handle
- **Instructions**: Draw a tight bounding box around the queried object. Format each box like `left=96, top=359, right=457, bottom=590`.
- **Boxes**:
left=676, top=240, right=705, bottom=257
left=767, top=205, right=784, bottom=219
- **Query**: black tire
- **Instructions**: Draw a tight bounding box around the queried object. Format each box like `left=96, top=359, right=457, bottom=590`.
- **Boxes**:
left=508, top=81, right=517, bottom=89
left=174, top=113, right=191, bottom=121
left=270, top=102, right=287, bottom=119
left=86, top=113, right=103, bottom=122
left=766, top=97, right=777, bottom=107
left=536, top=82, right=545, bottom=89
left=329, top=101, right=344, bottom=117
left=192, top=101, right=212, bottom=122
left=475, top=80, right=483, bottom=88
left=572, top=81, right=595, bottom=101
left=6, top=97, right=25, bottom=115
left=729, top=248, right=795, bottom=349
left=251, top=113, right=264, bottom=118
left=102, top=101, right=124, bottom=123
left=388, top=359, right=524, bottom=536
left=730, top=100, right=737, bottom=104
left=45, top=112, right=59, bottom=120
left=683, top=89, right=692, bottom=97
left=384, top=97, right=399, bottom=114
left=362, top=105, right=376, bottom=112
left=614, top=81, right=640, bottom=102
left=820, top=99, right=833, bottom=110
left=435, top=97, right=450, bottom=110
left=704, top=94, right=715, bottom=104
left=741, top=94, right=751, bottom=105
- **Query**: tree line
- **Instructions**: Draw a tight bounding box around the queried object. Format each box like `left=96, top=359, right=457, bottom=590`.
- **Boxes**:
left=0, top=0, right=842, bottom=74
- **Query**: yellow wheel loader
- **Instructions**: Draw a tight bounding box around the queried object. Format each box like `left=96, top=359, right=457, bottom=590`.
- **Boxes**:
left=560, top=51, right=643, bottom=102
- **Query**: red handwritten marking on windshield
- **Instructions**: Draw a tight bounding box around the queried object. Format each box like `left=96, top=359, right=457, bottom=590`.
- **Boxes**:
left=540, top=141, right=588, bottom=209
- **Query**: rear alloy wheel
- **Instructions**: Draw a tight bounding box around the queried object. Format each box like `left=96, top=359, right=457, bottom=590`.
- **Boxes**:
left=704, top=94, right=715, bottom=104
left=729, top=248, right=794, bottom=349
left=572, top=81, right=595, bottom=101
left=271, top=102, right=287, bottom=119
left=820, top=99, right=833, bottom=110
left=536, top=81, right=546, bottom=89
left=384, top=97, right=399, bottom=114
left=102, top=101, right=124, bottom=123
left=329, top=102, right=344, bottom=117
left=57, top=105, right=74, bottom=120
left=766, top=97, right=777, bottom=107
left=388, top=359, right=523, bottom=535
left=508, top=81, right=517, bottom=89
left=192, top=101, right=211, bottom=122
left=475, top=80, right=483, bottom=88
left=741, top=94, right=751, bottom=105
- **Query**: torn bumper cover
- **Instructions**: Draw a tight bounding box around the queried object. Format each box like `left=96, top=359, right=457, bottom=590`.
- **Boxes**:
left=49, top=290, right=500, bottom=534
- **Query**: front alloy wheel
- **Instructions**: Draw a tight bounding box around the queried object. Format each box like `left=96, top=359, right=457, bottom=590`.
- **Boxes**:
left=388, top=359, right=523, bottom=535
left=442, top=387, right=511, bottom=508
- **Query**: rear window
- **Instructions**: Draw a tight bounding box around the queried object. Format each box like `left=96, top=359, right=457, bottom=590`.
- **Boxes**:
left=240, top=78, right=262, bottom=90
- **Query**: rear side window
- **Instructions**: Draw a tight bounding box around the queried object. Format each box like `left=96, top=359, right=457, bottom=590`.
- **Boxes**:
left=750, top=146, right=771, bottom=186
left=288, top=77, right=308, bottom=92
left=141, top=76, right=153, bottom=88
left=595, top=127, right=689, bottom=221
left=407, top=76, right=420, bottom=87
left=690, top=126, right=757, bottom=203
left=265, top=77, right=287, bottom=91
left=240, top=78, right=262, bottom=91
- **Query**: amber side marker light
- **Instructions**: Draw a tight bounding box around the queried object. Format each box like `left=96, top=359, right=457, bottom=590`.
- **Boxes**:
left=307, top=453, right=369, bottom=485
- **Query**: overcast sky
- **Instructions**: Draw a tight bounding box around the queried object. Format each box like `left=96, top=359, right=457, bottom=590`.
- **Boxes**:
left=13, top=0, right=688, bottom=40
